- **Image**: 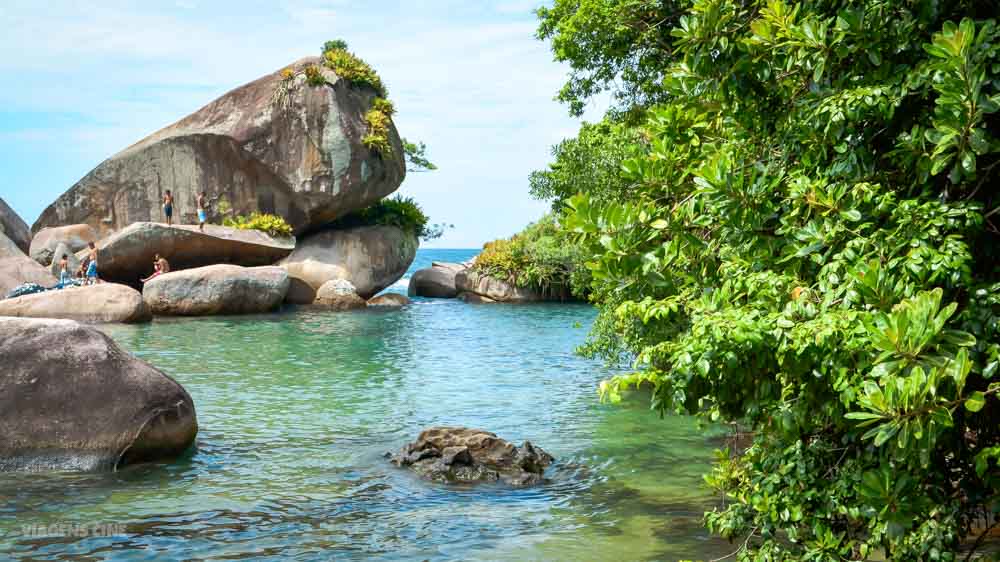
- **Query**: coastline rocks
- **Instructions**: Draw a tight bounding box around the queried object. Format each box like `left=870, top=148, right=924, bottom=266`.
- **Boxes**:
left=143, top=264, right=289, bottom=316
left=33, top=57, right=405, bottom=237
left=284, top=277, right=317, bottom=305
left=0, top=317, right=198, bottom=471
left=0, top=197, right=31, bottom=254
left=367, top=293, right=411, bottom=307
left=93, top=222, right=294, bottom=285
left=30, top=224, right=99, bottom=266
left=455, top=270, right=544, bottom=303
left=0, top=283, right=151, bottom=324
left=281, top=225, right=417, bottom=299
left=314, top=279, right=366, bottom=310
left=0, top=253, right=58, bottom=296
left=457, top=292, right=497, bottom=304
left=408, top=262, right=464, bottom=298
left=389, top=427, right=554, bottom=486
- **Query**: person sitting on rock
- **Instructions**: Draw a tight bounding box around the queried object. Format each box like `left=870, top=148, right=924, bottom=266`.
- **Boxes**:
left=163, top=190, right=174, bottom=226
left=85, top=242, right=100, bottom=285
left=141, top=254, right=170, bottom=283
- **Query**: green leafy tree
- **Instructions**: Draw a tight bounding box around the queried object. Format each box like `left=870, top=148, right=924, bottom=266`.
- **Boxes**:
left=402, top=138, right=437, bottom=172
left=539, top=0, right=1000, bottom=558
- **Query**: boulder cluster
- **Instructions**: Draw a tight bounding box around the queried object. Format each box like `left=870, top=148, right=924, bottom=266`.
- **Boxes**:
left=407, top=261, right=547, bottom=303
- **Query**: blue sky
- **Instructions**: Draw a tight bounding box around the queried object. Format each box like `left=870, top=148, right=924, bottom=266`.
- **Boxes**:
left=0, top=1, right=605, bottom=248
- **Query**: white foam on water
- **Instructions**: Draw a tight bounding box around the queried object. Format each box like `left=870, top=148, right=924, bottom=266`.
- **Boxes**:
left=391, top=277, right=410, bottom=289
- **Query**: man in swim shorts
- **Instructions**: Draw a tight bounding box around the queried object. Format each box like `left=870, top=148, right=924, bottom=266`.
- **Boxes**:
left=197, top=191, right=208, bottom=232
left=85, top=242, right=100, bottom=285
left=164, top=190, right=174, bottom=226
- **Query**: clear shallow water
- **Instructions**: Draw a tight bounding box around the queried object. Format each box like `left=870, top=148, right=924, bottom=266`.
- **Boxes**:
left=0, top=250, right=732, bottom=561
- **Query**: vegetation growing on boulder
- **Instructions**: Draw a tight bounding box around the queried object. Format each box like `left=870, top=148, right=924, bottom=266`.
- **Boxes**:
left=223, top=213, right=294, bottom=239
left=304, top=64, right=325, bottom=87
left=535, top=1, right=1000, bottom=558
left=322, top=46, right=387, bottom=98
left=474, top=215, right=588, bottom=300
left=362, top=107, right=393, bottom=155
left=327, top=195, right=448, bottom=241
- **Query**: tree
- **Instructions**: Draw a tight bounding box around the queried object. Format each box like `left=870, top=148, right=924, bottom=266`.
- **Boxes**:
left=402, top=138, right=437, bottom=172
left=322, top=39, right=349, bottom=56
left=540, top=0, right=1000, bottom=558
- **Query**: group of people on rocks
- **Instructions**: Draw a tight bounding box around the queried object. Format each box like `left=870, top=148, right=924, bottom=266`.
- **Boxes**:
left=50, top=189, right=199, bottom=289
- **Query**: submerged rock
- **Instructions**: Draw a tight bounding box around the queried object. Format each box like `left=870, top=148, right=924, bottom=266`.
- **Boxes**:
left=0, top=197, right=31, bottom=255
left=455, top=270, right=545, bottom=303
left=33, top=57, right=405, bottom=237
left=0, top=245, right=57, bottom=296
left=367, top=293, right=411, bottom=307
left=408, top=262, right=464, bottom=299
left=314, top=279, right=366, bottom=310
left=281, top=225, right=417, bottom=299
left=0, top=283, right=151, bottom=323
left=0, top=317, right=198, bottom=471
left=143, top=264, right=289, bottom=316
left=30, top=224, right=99, bottom=266
left=389, top=427, right=554, bottom=486
left=457, top=291, right=497, bottom=304
left=92, top=222, right=294, bottom=285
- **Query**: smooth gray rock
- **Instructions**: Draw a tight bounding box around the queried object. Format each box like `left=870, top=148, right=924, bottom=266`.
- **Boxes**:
left=0, top=197, right=31, bottom=255
left=455, top=270, right=544, bottom=303
left=281, top=225, right=417, bottom=299
left=0, top=283, right=151, bottom=323
left=143, top=264, right=289, bottom=316
left=30, top=224, right=99, bottom=266
left=33, top=57, right=405, bottom=237
left=389, top=427, right=554, bottom=486
left=409, top=263, right=464, bottom=298
left=367, top=293, right=411, bottom=307
left=0, top=317, right=197, bottom=471
left=314, top=279, right=366, bottom=310
left=0, top=239, right=57, bottom=296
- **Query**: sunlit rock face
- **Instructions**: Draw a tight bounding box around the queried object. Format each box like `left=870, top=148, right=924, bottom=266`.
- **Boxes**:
left=33, top=57, right=405, bottom=237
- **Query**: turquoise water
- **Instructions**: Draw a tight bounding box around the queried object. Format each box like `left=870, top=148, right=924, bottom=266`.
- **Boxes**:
left=0, top=249, right=733, bottom=561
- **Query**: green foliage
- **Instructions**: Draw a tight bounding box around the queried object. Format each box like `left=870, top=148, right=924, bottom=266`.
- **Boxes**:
left=322, top=39, right=348, bottom=56
left=304, top=64, right=325, bottom=87
left=371, top=97, right=395, bottom=116
left=323, top=47, right=387, bottom=98
left=328, top=195, right=447, bottom=240
left=474, top=215, right=589, bottom=300
left=540, top=1, right=1000, bottom=558
left=362, top=107, right=393, bottom=155
left=402, top=138, right=437, bottom=172
left=222, top=212, right=294, bottom=238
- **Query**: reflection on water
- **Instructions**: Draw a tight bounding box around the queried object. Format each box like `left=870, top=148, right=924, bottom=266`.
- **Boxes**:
left=0, top=282, right=732, bottom=560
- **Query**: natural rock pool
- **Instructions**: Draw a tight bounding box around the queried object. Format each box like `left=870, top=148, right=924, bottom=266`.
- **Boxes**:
left=0, top=250, right=733, bottom=561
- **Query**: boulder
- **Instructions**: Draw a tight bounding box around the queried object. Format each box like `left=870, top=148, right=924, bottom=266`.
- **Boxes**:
left=47, top=242, right=81, bottom=278
left=33, top=57, right=405, bottom=237
left=0, top=197, right=31, bottom=254
left=0, top=317, right=198, bottom=471
left=284, top=277, right=317, bottom=305
left=281, top=225, right=417, bottom=299
left=389, top=427, right=554, bottom=486
left=0, top=253, right=57, bottom=296
left=314, top=279, right=366, bottom=310
left=143, top=264, right=289, bottom=316
left=455, top=269, right=544, bottom=303
left=457, top=292, right=497, bottom=304
left=367, top=293, right=411, bottom=307
left=29, top=224, right=99, bottom=266
left=0, top=231, right=25, bottom=259
left=91, top=222, right=294, bottom=285
left=0, top=283, right=151, bottom=323
left=408, top=262, right=465, bottom=298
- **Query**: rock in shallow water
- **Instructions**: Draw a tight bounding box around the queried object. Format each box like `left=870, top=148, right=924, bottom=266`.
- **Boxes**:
left=408, top=262, right=464, bottom=299
left=314, top=279, right=366, bottom=310
left=0, top=317, right=198, bottom=471
left=389, top=427, right=554, bottom=486
left=367, top=293, right=410, bottom=307
left=143, top=264, right=289, bottom=316
left=0, top=283, right=151, bottom=324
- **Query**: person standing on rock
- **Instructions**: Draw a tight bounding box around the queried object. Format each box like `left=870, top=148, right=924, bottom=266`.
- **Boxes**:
left=196, top=192, right=208, bottom=232
left=57, top=254, right=72, bottom=289
left=85, top=242, right=100, bottom=285
left=163, top=190, right=174, bottom=226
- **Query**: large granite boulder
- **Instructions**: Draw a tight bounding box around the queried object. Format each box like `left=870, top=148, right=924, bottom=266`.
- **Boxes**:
left=143, top=264, right=289, bottom=316
left=314, top=279, right=366, bottom=310
left=30, top=224, right=99, bottom=266
left=408, top=262, right=465, bottom=298
left=0, top=283, right=151, bottom=323
left=367, top=293, right=411, bottom=307
left=91, top=222, right=294, bottom=285
left=0, top=197, right=30, bottom=255
left=455, top=270, right=544, bottom=303
left=281, top=225, right=417, bottom=299
left=0, top=236, right=57, bottom=295
left=0, top=317, right=198, bottom=471
left=33, top=57, right=405, bottom=237
left=389, top=427, right=554, bottom=486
